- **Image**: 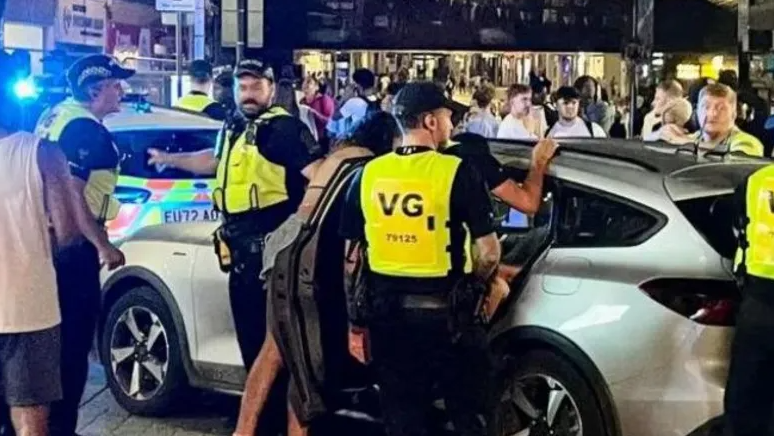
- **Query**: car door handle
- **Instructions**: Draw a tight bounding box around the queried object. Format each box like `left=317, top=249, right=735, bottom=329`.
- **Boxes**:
left=172, top=251, right=187, bottom=256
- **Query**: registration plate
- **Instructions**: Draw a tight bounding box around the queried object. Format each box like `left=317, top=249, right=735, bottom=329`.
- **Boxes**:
left=163, top=207, right=220, bottom=223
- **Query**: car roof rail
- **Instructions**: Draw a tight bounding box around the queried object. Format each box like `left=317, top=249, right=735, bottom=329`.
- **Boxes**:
left=490, top=139, right=660, bottom=173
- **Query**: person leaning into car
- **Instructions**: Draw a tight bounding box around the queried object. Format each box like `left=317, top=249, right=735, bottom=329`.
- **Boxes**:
left=442, top=132, right=557, bottom=308
left=147, top=58, right=323, bottom=436
left=340, top=82, right=501, bottom=436
left=724, top=163, right=774, bottom=436
left=32, top=54, right=128, bottom=436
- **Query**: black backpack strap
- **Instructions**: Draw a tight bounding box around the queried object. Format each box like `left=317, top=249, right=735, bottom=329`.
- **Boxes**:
left=545, top=120, right=556, bottom=137
left=584, top=119, right=594, bottom=137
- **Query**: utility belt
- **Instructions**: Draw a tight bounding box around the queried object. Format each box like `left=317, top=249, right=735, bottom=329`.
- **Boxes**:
left=213, top=220, right=266, bottom=273
left=356, top=270, right=488, bottom=342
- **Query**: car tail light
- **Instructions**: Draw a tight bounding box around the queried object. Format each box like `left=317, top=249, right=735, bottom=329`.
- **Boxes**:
left=114, top=187, right=151, bottom=204
left=639, top=278, right=740, bottom=326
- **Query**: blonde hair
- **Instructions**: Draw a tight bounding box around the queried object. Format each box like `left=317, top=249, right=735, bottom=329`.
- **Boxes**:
left=662, top=98, right=693, bottom=126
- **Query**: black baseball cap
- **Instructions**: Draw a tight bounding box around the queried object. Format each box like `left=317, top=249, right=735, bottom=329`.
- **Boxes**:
left=555, top=85, right=581, bottom=101
left=392, top=82, right=467, bottom=121
left=189, top=60, right=213, bottom=79
left=235, top=59, right=274, bottom=82
left=66, top=54, right=135, bottom=91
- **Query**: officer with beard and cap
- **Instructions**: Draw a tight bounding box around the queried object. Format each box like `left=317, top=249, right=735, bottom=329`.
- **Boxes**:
left=147, top=58, right=323, bottom=435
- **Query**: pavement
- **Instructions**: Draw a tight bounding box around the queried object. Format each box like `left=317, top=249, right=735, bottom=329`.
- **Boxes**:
left=77, top=363, right=237, bottom=436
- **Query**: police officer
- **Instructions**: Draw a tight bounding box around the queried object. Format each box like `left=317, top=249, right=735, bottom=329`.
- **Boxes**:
left=34, top=54, right=127, bottom=436
left=340, top=82, right=501, bottom=436
left=662, top=83, right=765, bottom=157
left=724, top=163, right=774, bottom=436
left=174, top=59, right=227, bottom=121
left=147, top=59, right=323, bottom=435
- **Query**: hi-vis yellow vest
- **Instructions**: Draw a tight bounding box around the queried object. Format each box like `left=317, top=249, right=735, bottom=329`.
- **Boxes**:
left=175, top=93, right=216, bottom=113
left=361, top=149, right=472, bottom=278
left=214, top=106, right=291, bottom=215
left=734, top=165, right=774, bottom=279
left=693, top=128, right=765, bottom=157
left=35, top=98, right=121, bottom=221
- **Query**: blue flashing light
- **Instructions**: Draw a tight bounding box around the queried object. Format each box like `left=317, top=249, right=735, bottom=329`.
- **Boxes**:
left=13, top=78, right=38, bottom=100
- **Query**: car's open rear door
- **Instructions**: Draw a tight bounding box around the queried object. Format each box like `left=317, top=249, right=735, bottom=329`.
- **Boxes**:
left=268, top=158, right=369, bottom=424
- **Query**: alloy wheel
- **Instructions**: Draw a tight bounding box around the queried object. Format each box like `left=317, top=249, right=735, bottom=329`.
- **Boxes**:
left=498, top=373, right=583, bottom=436
left=109, top=306, right=170, bottom=401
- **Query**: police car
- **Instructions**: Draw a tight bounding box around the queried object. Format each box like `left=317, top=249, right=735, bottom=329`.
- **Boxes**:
left=103, top=102, right=222, bottom=240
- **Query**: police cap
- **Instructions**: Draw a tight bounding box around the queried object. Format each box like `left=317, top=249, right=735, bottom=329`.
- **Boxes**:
left=392, top=81, right=467, bottom=121
left=66, top=54, right=135, bottom=91
left=235, top=59, right=274, bottom=82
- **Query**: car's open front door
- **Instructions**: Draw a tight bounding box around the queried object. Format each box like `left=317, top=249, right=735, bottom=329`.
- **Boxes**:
left=268, top=158, right=369, bottom=424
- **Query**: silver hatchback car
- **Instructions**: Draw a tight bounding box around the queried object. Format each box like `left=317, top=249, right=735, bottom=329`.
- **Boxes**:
left=100, top=138, right=766, bottom=436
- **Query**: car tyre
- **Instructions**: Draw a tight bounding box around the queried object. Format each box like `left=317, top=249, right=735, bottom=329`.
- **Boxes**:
left=100, top=286, right=189, bottom=416
left=493, top=349, right=609, bottom=436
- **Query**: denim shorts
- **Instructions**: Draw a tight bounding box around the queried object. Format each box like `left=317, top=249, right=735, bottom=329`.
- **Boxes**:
left=0, top=325, right=62, bottom=406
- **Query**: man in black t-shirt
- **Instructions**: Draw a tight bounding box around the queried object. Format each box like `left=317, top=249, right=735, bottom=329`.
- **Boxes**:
left=445, top=132, right=556, bottom=216
left=340, top=82, right=500, bottom=436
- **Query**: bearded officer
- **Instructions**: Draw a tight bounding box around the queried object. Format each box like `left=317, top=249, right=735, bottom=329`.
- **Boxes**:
left=340, top=82, right=501, bottom=436
left=147, top=58, right=323, bottom=435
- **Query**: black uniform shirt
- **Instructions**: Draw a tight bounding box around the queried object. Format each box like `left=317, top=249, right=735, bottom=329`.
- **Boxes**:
left=340, top=146, right=495, bottom=293
left=444, top=134, right=509, bottom=191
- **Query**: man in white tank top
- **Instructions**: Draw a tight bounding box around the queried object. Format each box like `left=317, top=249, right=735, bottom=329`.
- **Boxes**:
left=0, top=58, right=79, bottom=435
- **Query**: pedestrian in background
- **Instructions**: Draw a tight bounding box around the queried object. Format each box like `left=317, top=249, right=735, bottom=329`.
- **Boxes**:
left=464, top=84, right=499, bottom=138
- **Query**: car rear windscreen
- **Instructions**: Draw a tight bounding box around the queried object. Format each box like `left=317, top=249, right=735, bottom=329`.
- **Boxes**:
left=114, top=129, right=218, bottom=179
left=674, top=194, right=738, bottom=259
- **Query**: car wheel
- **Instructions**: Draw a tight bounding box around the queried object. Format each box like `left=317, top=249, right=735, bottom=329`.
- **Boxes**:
left=493, top=349, right=608, bottom=436
left=100, top=286, right=188, bottom=416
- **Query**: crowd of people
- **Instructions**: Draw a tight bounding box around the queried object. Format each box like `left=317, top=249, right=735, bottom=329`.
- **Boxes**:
left=3, top=50, right=774, bottom=436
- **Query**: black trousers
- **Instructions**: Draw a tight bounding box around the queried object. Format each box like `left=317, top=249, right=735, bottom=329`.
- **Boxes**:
left=227, top=234, right=287, bottom=436
left=48, top=240, right=102, bottom=436
left=724, top=279, right=774, bottom=436
left=370, top=312, right=492, bottom=436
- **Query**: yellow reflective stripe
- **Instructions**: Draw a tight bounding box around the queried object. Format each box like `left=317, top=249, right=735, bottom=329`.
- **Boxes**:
left=175, top=94, right=216, bottom=113
left=729, top=130, right=764, bottom=157
left=34, top=98, right=98, bottom=141
left=361, top=151, right=462, bottom=278
left=738, top=165, right=774, bottom=279
left=86, top=169, right=121, bottom=221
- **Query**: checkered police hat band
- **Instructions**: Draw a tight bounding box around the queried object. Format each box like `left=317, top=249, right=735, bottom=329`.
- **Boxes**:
left=78, top=66, right=112, bottom=87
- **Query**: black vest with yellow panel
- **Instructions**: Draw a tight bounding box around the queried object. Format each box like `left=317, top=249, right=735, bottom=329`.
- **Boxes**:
left=35, top=99, right=121, bottom=222
left=175, top=92, right=217, bottom=113
left=214, top=106, right=292, bottom=217
left=734, top=165, right=774, bottom=280
left=360, top=147, right=473, bottom=278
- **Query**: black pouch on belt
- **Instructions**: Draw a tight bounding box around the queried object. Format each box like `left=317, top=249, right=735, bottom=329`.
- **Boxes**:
left=213, top=227, right=232, bottom=273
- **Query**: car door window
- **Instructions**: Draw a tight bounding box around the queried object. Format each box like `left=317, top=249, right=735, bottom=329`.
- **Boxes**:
left=555, top=186, right=663, bottom=247
left=114, top=129, right=218, bottom=179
